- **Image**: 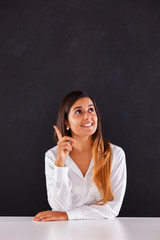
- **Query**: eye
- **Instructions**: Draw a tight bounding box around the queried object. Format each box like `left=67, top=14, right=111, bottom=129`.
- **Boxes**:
left=75, top=109, right=82, bottom=114
left=88, top=107, right=95, bottom=112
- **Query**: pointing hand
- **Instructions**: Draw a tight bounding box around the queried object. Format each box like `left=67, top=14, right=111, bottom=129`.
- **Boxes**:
left=53, top=125, right=76, bottom=167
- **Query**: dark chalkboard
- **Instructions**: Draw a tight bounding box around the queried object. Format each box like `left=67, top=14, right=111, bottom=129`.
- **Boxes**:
left=0, top=0, right=160, bottom=216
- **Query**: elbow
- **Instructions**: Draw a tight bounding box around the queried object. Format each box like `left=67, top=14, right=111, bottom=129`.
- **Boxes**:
left=107, top=214, right=118, bottom=219
left=106, top=209, right=120, bottom=219
left=48, top=196, right=71, bottom=212
left=114, top=211, right=119, bottom=218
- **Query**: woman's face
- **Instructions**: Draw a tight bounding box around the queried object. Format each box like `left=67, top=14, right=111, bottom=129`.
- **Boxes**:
left=66, top=97, right=98, bottom=138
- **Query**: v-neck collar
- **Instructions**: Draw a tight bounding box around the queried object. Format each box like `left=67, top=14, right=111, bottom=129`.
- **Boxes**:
left=65, top=154, right=94, bottom=179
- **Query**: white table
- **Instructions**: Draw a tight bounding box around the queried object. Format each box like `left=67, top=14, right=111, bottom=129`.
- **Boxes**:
left=0, top=217, right=160, bottom=240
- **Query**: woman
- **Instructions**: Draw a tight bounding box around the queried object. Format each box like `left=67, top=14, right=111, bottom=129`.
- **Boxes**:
left=33, top=90, right=127, bottom=222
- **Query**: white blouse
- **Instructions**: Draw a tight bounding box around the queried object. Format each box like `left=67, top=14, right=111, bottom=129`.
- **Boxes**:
left=45, top=143, right=127, bottom=220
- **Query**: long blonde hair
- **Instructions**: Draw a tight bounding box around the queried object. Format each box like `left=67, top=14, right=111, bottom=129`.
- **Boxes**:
left=92, top=135, right=114, bottom=205
left=55, top=90, right=114, bottom=205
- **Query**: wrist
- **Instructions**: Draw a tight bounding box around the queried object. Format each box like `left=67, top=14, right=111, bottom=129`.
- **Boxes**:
left=55, top=159, right=65, bottom=167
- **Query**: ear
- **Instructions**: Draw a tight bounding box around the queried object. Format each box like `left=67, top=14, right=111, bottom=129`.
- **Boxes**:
left=65, top=120, right=70, bottom=128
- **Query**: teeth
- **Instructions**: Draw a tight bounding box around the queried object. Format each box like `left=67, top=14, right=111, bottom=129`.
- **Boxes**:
left=82, top=123, right=92, bottom=127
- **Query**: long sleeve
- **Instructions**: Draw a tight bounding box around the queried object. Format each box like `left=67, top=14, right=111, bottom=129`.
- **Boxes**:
left=66, top=147, right=127, bottom=220
left=45, top=150, right=73, bottom=212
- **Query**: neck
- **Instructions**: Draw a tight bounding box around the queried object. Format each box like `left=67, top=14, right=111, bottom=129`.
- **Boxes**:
left=72, top=135, right=93, bottom=153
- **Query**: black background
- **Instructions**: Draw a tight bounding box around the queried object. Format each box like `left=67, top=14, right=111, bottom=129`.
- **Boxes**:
left=0, top=0, right=160, bottom=217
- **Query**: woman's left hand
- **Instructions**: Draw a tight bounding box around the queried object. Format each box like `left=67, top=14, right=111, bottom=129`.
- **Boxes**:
left=32, top=210, right=68, bottom=222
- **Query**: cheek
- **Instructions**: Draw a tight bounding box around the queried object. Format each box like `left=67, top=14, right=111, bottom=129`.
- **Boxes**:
left=94, top=116, right=98, bottom=129
left=70, top=117, right=81, bottom=128
left=94, top=114, right=98, bottom=124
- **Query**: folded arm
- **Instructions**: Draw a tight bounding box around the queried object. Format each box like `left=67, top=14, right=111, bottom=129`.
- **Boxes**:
left=66, top=148, right=127, bottom=220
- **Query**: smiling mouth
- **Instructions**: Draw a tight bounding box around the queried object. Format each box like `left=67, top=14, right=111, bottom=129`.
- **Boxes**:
left=81, top=123, right=93, bottom=127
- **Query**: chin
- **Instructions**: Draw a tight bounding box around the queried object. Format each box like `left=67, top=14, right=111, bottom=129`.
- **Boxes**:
left=81, top=130, right=97, bottom=137
left=71, top=126, right=97, bottom=138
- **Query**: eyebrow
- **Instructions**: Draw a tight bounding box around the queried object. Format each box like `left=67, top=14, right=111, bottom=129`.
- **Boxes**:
left=73, top=104, right=94, bottom=111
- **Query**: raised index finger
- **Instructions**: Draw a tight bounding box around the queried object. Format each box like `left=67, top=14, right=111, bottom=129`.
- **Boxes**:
left=53, top=125, right=62, bottom=141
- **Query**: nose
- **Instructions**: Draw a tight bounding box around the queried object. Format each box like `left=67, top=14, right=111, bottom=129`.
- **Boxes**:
left=84, top=111, right=90, bottom=120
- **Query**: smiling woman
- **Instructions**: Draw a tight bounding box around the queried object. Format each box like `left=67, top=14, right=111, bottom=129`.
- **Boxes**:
left=32, top=90, right=127, bottom=222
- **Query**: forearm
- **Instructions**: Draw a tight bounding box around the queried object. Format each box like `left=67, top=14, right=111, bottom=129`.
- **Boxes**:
left=66, top=202, right=119, bottom=220
left=46, top=165, right=72, bottom=211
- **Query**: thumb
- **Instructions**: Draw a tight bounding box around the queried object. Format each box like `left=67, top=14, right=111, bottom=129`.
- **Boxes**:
left=70, top=141, right=76, bottom=147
